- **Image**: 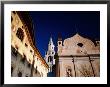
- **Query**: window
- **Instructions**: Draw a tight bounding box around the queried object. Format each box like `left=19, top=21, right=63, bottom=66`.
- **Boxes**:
left=30, top=50, right=32, bottom=53
left=48, top=57, right=49, bottom=62
left=21, top=58, right=25, bottom=64
left=18, top=71, right=22, bottom=77
left=59, top=42, right=61, bottom=45
left=77, top=43, right=83, bottom=47
left=48, top=56, right=52, bottom=62
left=16, top=28, right=24, bottom=41
left=23, top=54, right=26, bottom=58
left=21, top=54, right=26, bottom=64
left=25, top=43, right=28, bottom=47
left=28, top=63, right=31, bottom=68
left=22, top=26, right=24, bottom=28
left=35, top=70, right=37, bottom=73
left=29, top=59, right=31, bottom=63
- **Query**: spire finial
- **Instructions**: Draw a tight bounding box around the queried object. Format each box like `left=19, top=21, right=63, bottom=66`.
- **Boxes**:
left=50, top=37, right=52, bottom=42
left=49, top=35, right=53, bottom=45
left=50, top=33, right=52, bottom=41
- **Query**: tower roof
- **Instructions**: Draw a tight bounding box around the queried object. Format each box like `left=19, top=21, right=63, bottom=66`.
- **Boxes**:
left=58, top=37, right=62, bottom=41
left=58, top=33, right=62, bottom=41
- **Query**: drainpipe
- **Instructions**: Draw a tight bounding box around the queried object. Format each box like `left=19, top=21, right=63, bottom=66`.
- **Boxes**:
left=71, top=55, right=76, bottom=77
left=87, top=54, right=95, bottom=77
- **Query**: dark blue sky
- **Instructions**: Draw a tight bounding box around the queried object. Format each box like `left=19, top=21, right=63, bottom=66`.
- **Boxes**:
left=29, top=11, right=100, bottom=57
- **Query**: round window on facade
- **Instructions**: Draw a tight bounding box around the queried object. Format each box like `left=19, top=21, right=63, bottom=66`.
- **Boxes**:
left=77, top=43, right=83, bottom=47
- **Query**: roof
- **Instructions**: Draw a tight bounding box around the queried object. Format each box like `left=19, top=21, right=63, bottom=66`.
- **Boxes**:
left=16, top=11, right=49, bottom=68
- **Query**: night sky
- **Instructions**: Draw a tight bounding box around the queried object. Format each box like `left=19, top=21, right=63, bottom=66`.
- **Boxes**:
left=29, top=11, right=100, bottom=57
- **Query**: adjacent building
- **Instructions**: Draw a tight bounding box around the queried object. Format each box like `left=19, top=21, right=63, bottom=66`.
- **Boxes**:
left=11, top=11, right=49, bottom=77
left=56, top=33, right=100, bottom=77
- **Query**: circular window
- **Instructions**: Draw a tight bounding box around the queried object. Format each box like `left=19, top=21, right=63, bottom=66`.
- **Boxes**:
left=77, top=43, right=83, bottom=47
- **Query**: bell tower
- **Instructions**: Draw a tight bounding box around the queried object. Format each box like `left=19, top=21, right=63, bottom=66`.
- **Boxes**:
left=45, top=37, right=55, bottom=72
left=57, top=34, right=62, bottom=54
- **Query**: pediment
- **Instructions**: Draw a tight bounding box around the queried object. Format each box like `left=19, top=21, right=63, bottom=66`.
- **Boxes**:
left=63, top=33, right=95, bottom=50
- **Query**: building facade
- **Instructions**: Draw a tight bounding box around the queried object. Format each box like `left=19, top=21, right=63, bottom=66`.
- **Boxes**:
left=11, top=11, right=49, bottom=77
left=56, top=33, right=100, bottom=77
left=44, top=37, right=55, bottom=76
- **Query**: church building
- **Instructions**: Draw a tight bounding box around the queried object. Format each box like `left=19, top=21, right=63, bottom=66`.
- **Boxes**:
left=11, top=11, right=49, bottom=77
left=56, top=33, right=100, bottom=77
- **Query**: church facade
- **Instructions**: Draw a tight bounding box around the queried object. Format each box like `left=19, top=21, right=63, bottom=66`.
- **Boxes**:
left=56, top=33, right=100, bottom=77
left=11, top=11, right=49, bottom=77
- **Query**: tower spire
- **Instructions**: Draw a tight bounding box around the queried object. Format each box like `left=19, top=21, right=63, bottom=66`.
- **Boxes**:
left=45, top=35, right=55, bottom=74
left=58, top=33, right=62, bottom=41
